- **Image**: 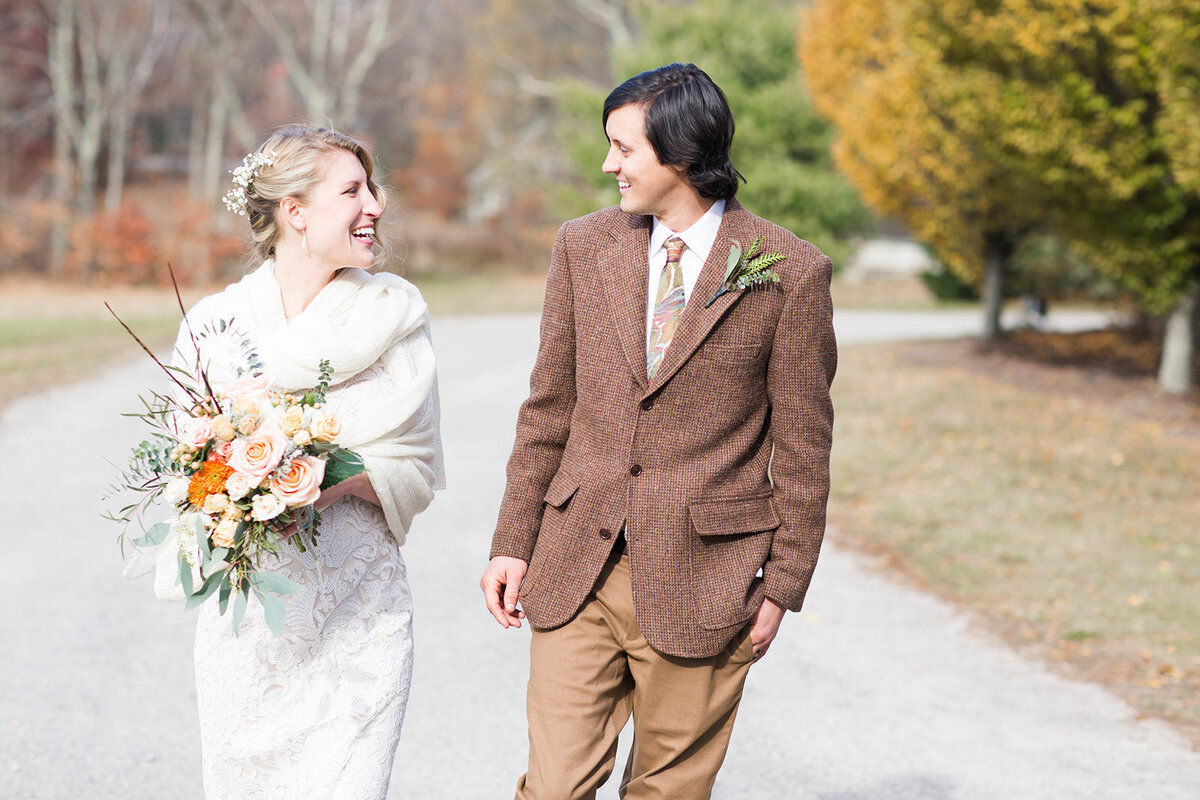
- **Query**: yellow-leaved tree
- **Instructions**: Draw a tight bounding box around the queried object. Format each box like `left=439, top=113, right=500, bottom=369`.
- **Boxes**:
left=800, top=0, right=1046, bottom=338
left=803, top=0, right=1200, bottom=392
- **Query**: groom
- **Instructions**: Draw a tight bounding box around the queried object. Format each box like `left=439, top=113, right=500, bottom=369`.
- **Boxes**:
left=481, top=63, right=836, bottom=799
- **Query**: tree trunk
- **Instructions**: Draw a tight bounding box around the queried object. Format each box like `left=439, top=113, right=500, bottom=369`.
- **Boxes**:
left=1157, top=279, right=1198, bottom=395
left=981, top=231, right=1012, bottom=340
left=47, top=0, right=77, bottom=275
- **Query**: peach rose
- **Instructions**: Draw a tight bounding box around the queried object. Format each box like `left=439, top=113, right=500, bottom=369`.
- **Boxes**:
left=236, top=415, right=259, bottom=436
left=280, top=405, right=306, bottom=437
left=270, top=456, right=326, bottom=508
left=212, top=415, right=236, bottom=441
left=220, top=373, right=272, bottom=399
left=212, top=440, right=234, bottom=462
left=311, top=412, right=341, bottom=443
left=250, top=492, right=286, bottom=522
left=182, top=416, right=216, bottom=448
left=212, top=518, right=238, bottom=548
left=226, top=421, right=288, bottom=482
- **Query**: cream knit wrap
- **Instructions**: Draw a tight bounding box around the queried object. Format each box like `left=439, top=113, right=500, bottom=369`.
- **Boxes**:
left=173, top=261, right=445, bottom=542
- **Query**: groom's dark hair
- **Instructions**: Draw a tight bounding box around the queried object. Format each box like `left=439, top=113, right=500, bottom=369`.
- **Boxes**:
left=603, top=63, right=744, bottom=200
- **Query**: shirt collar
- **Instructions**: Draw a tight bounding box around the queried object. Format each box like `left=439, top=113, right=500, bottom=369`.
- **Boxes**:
left=650, top=198, right=726, bottom=262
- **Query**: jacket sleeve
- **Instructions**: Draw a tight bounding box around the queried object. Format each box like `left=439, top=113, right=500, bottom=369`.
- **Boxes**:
left=489, top=221, right=578, bottom=562
left=763, top=246, right=837, bottom=611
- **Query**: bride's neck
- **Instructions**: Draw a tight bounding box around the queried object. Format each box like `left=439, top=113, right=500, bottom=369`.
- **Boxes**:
left=272, top=246, right=338, bottom=319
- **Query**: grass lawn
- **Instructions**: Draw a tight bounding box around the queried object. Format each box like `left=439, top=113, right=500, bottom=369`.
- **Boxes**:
left=0, top=270, right=547, bottom=408
left=830, top=338, right=1200, bottom=743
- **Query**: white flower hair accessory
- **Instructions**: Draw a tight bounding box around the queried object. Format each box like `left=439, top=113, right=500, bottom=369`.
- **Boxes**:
left=222, top=150, right=276, bottom=216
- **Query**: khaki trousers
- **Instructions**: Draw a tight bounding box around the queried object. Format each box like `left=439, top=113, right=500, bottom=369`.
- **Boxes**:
left=515, top=551, right=756, bottom=800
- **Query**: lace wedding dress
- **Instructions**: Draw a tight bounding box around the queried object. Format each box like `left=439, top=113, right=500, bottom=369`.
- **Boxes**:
left=167, top=263, right=443, bottom=800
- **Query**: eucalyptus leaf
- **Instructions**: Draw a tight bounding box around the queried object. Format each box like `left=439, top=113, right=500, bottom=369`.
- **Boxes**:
left=724, top=242, right=742, bottom=281
left=179, top=555, right=194, bottom=597
left=250, top=570, right=303, bottom=596
left=231, top=589, right=248, bottom=634
left=133, top=521, right=171, bottom=548
left=204, top=546, right=230, bottom=573
left=185, top=570, right=223, bottom=609
left=218, top=575, right=232, bottom=614
left=261, top=591, right=287, bottom=637
left=321, top=448, right=365, bottom=489
left=195, top=517, right=211, bottom=561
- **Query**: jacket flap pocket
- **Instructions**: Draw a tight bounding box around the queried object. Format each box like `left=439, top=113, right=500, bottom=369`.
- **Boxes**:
left=544, top=469, right=580, bottom=508
left=689, top=494, right=780, bottom=537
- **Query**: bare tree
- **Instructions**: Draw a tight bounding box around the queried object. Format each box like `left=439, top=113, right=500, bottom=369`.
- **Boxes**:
left=238, top=0, right=414, bottom=128
left=185, top=0, right=261, bottom=204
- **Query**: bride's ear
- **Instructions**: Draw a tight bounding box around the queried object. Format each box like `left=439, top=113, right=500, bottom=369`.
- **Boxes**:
left=279, top=197, right=305, bottom=233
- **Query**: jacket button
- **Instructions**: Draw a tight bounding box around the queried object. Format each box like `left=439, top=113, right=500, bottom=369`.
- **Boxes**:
left=641, top=399, right=654, bottom=411
left=630, top=464, right=642, bottom=476
left=599, top=528, right=612, bottom=540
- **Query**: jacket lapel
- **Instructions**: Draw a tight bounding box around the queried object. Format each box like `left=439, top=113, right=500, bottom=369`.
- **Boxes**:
left=644, top=199, right=756, bottom=395
left=597, top=213, right=652, bottom=391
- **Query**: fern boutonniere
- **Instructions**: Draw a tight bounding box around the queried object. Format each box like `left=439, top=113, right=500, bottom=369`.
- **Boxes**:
left=703, top=236, right=784, bottom=308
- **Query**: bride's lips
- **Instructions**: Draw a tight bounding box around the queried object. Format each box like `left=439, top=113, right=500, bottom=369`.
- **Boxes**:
left=351, top=225, right=375, bottom=244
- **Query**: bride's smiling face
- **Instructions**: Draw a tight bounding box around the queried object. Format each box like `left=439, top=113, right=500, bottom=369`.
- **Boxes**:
left=298, top=148, right=382, bottom=270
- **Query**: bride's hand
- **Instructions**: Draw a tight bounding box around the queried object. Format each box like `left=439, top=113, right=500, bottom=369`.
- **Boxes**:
left=277, top=472, right=379, bottom=539
left=315, top=471, right=379, bottom=510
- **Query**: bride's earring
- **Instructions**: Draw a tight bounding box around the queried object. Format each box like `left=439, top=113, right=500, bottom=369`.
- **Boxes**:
left=298, top=227, right=308, bottom=255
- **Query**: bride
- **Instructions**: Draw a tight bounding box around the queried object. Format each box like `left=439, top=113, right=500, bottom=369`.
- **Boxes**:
left=171, top=124, right=444, bottom=799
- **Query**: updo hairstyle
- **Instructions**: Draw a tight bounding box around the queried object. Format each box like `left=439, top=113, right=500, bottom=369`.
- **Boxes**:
left=240, top=124, right=387, bottom=262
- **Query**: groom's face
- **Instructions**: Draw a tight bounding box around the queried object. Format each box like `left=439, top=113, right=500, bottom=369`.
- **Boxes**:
left=602, top=103, right=692, bottom=223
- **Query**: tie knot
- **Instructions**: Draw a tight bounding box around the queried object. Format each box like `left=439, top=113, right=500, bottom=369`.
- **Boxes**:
left=665, top=237, right=685, bottom=264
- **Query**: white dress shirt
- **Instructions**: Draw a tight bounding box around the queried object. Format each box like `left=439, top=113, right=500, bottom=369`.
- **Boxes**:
left=646, top=199, right=726, bottom=346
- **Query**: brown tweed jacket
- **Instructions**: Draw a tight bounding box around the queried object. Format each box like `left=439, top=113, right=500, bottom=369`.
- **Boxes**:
left=490, top=198, right=837, bottom=658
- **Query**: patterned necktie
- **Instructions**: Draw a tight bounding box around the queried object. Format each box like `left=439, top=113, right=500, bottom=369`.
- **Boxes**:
left=647, top=236, right=686, bottom=379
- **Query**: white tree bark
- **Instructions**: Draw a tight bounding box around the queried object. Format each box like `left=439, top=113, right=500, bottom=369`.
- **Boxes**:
left=239, top=0, right=410, bottom=128
left=103, top=2, right=171, bottom=212
left=1158, top=279, right=1198, bottom=395
left=46, top=0, right=78, bottom=274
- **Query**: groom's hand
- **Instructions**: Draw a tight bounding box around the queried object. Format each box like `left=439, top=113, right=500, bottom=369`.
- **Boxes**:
left=749, top=598, right=786, bottom=662
left=481, top=556, right=528, bottom=629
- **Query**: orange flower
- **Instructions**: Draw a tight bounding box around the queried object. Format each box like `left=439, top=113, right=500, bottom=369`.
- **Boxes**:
left=188, top=460, right=235, bottom=507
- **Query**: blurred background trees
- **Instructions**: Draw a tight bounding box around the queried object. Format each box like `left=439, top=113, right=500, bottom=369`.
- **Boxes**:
left=802, top=0, right=1200, bottom=393
left=1, top=0, right=1197, bottom=392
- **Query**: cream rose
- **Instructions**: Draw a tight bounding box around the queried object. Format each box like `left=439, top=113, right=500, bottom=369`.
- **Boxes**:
left=292, top=430, right=312, bottom=447
left=212, top=415, right=236, bottom=441
left=236, top=415, right=260, bottom=436
left=202, top=492, right=230, bottom=515
left=280, top=405, right=306, bottom=437
left=212, top=518, right=238, bottom=548
left=224, top=470, right=254, bottom=501
left=250, top=492, right=286, bottom=522
left=226, top=421, right=288, bottom=482
left=310, top=412, right=341, bottom=443
left=270, top=456, right=326, bottom=508
left=182, top=417, right=216, bottom=449
left=163, top=476, right=190, bottom=506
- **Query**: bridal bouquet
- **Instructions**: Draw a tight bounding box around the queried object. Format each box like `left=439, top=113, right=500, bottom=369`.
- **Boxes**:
left=106, top=288, right=362, bottom=636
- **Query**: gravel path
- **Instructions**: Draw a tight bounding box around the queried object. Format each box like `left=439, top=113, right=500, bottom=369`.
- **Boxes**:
left=2, top=309, right=1195, bottom=800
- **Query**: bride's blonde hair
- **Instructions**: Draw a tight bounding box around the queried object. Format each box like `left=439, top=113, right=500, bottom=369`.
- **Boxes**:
left=240, top=124, right=388, bottom=263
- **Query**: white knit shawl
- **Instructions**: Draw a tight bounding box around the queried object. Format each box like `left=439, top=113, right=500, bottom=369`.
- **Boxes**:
left=174, top=261, right=445, bottom=543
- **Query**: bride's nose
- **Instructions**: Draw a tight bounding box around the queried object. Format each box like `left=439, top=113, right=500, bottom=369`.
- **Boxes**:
left=363, top=190, right=382, bottom=217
